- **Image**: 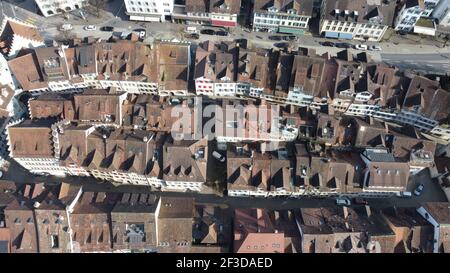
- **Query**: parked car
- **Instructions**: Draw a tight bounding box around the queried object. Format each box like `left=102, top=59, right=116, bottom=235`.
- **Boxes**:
left=414, top=184, right=425, bottom=196
left=354, top=44, right=368, bottom=50
left=397, top=30, right=408, bottom=36
left=215, top=30, right=229, bottom=36
left=84, top=25, right=97, bottom=31
left=353, top=198, right=368, bottom=205
left=185, top=26, right=198, bottom=34
left=201, top=29, right=215, bottom=35
left=336, top=197, right=351, bottom=206
left=212, top=151, right=226, bottom=163
left=274, top=42, right=290, bottom=49
left=184, top=33, right=199, bottom=40
left=283, top=35, right=297, bottom=41
left=335, top=42, right=352, bottom=48
left=134, top=29, right=146, bottom=39
left=320, top=41, right=335, bottom=47
left=396, top=191, right=412, bottom=198
left=369, top=45, right=382, bottom=51
left=234, top=38, right=248, bottom=48
left=269, top=35, right=283, bottom=41
left=101, top=26, right=114, bottom=32
left=59, top=24, right=73, bottom=31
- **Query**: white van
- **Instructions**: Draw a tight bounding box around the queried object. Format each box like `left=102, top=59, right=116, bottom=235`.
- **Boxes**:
left=212, top=151, right=226, bottom=163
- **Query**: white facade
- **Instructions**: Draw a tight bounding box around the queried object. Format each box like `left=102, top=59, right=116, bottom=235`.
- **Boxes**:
left=395, top=0, right=440, bottom=32
left=439, top=7, right=450, bottom=26
left=253, top=8, right=311, bottom=34
left=125, top=0, right=174, bottom=22
left=320, top=19, right=388, bottom=42
left=432, top=0, right=450, bottom=26
left=0, top=54, right=15, bottom=87
left=35, top=0, right=87, bottom=17
left=210, top=12, right=238, bottom=27
left=195, top=77, right=214, bottom=96
left=214, top=80, right=236, bottom=97
left=414, top=21, right=437, bottom=36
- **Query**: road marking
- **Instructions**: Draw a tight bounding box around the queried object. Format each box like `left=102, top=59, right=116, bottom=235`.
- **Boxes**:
left=25, top=18, right=36, bottom=25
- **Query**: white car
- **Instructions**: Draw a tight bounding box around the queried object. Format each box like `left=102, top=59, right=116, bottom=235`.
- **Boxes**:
left=414, top=184, right=425, bottom=196
left=396, top=191, right=412, bottom=198
left=185, top=26, right=198, bottom=34
left=336, top=197, right=351, bottom=206
left=59, top=24, right=73, bottom=31
left=354, top=44, right=368, bottom=50
left=84, top=25, right=97, bottom=31
left=369, top=45, right=382, bottom=51
left=212, top=151, right=226, bottom=163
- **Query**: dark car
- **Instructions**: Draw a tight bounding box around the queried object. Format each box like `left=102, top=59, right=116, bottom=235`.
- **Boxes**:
left=397, top=30, right=408, bottom=36
left=269, top=35, right=283, bottom=41
left=283, top=35, right=297, bottom=41
left=215, top=30, right=229, bottom=36
left=335, top=42, right=352, bottom=48
left=101, top=26, right=114, bottom=32
left=353, top=198, right=369, bottom=205
left=184, top=33, right=199, bottom=40
left=234, top=38, right=248, bottom=48
left=320, top=41, right=335, bottom=47
left=201, top=29, right=215, bottom=35
left=274, top=42, right=290, bottom=49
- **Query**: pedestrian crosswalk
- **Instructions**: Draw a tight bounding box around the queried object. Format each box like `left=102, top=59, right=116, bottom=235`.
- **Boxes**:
left=23, top=17, right=37, bottom=26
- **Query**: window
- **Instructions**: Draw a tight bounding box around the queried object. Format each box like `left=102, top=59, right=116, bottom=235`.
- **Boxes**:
left=51, top=235, right=59, bottom=248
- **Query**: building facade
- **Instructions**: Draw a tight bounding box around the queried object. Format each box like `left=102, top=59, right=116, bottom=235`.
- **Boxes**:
left=252, top=0, right=313, bottom=35
left=34, top=0, right=88, bottom=17
left=319, top=0, right=395, bottom=42
left=124, top=0, right=174, bottom=22
left=395, top=0, right=441, bottom=32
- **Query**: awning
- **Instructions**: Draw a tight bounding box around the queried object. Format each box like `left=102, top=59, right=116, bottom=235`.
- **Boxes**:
left=279, top=27, right=305, bottom=35
left=211, top=20, right=237, bottom=27
left=339, top=32, right=353, bottom=39
left=325, top=31, right=339, bottom=38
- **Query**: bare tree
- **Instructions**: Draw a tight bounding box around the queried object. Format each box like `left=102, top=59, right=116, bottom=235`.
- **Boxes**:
left=89, top=0, right=108, bottom=18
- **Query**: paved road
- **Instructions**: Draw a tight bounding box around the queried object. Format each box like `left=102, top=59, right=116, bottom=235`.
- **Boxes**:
left=2, top=0, right=449, bottom=75
left=382, top=53, right=450, bottom=75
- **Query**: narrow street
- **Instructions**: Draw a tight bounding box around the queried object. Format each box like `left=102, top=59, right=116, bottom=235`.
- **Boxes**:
left=1, top=159, right=447, bottom=210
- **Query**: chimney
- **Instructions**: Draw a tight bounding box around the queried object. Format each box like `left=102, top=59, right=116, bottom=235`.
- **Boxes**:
left=31, top=183, right=44, bottom=199
left=365, top=205, right=372, bottom=218
left=343, top=206, right=349, bottom=219
left=58, top=183, right=70, bottom=200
